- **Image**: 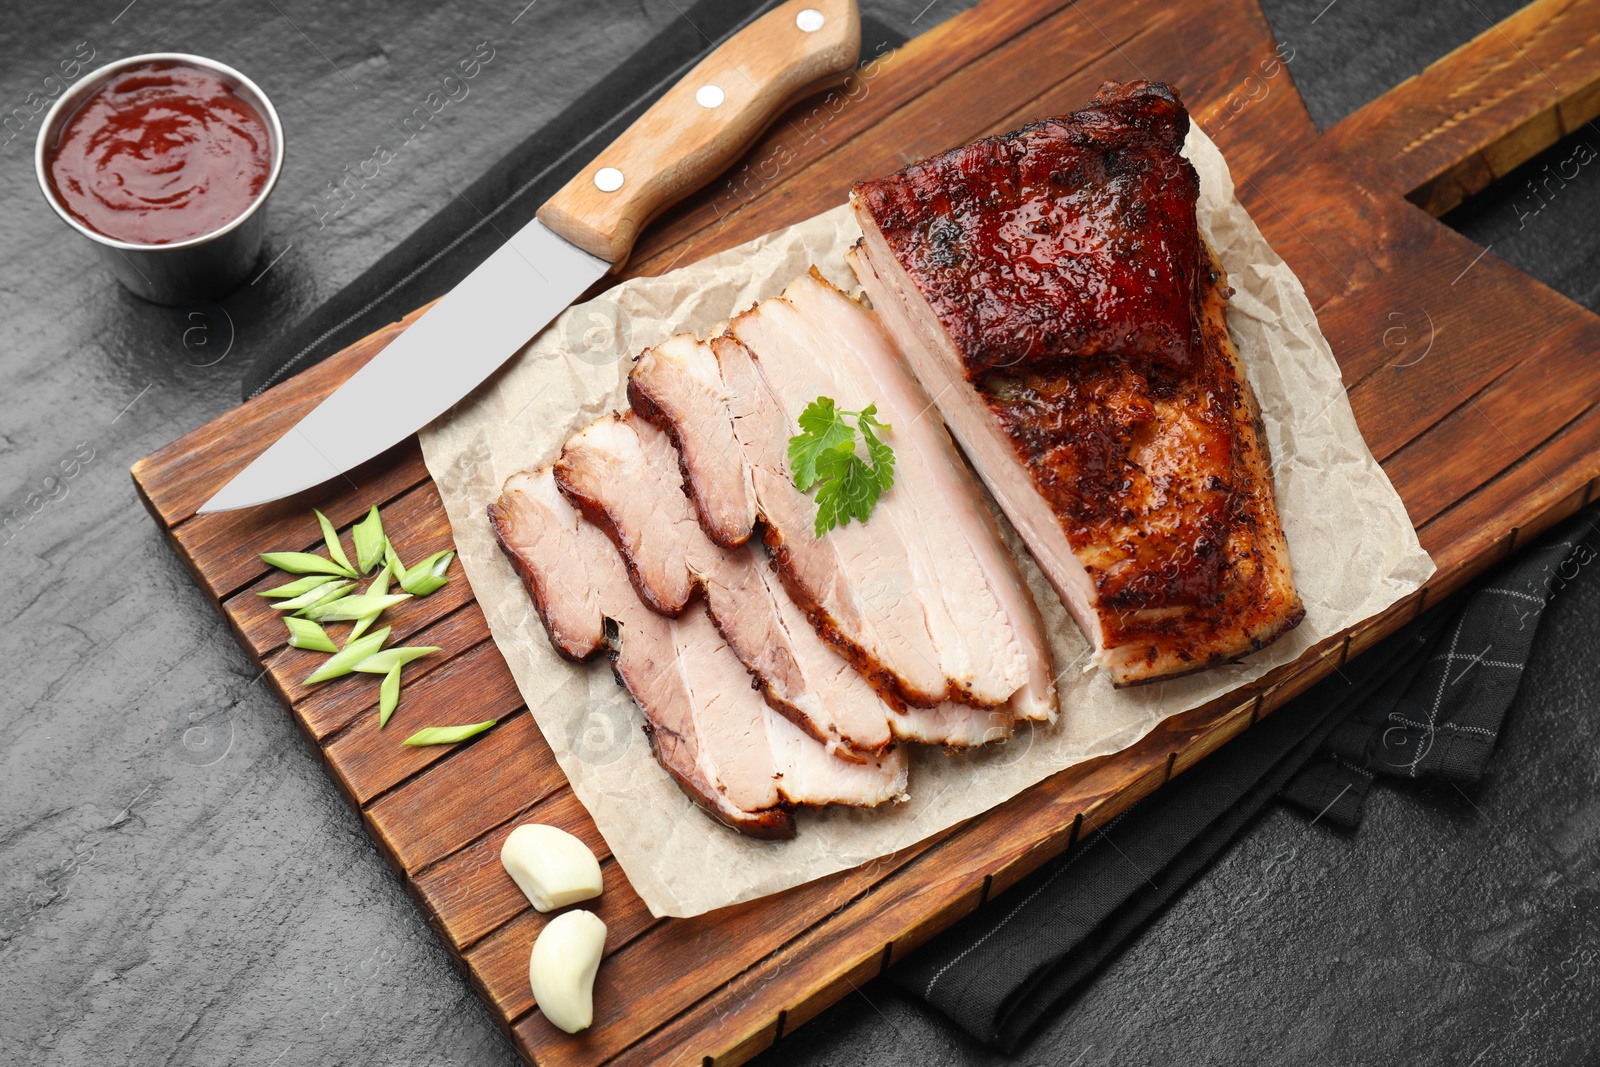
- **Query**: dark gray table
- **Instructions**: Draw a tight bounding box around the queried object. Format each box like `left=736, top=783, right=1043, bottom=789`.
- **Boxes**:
left=3, top=2, right=1594, bottom=1064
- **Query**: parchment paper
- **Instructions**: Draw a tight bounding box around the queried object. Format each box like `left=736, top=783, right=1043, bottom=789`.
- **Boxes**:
left=418, top=130, right=1435, bottom=918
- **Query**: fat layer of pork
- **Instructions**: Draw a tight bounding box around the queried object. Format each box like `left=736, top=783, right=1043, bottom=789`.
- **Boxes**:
left=629, top=271, right=1057, bottom=720
left=555, top=410, right=1015, bottom=752
left=489, top=468, right=908, bottom=838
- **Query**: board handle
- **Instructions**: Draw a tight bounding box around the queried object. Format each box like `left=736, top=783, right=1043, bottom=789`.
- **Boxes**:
left=537, top=0, right=860, bottom=268
left=1324, top=0, right=1600, bottom=215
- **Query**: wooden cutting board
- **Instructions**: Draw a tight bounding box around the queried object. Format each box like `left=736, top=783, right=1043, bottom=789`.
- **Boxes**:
left=131, top=0, right=1600, bottom=1063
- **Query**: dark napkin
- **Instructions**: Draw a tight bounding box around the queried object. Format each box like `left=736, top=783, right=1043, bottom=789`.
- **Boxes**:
left=891, top=503, right=1600, bottom=1051
left=242, top=2, right=909, bottom=400
left=1281, top=505, right=1600, bottom=826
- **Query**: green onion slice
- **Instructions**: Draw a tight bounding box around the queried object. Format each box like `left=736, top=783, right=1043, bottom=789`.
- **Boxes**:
left=313, top=509, right=357, bottom=577
left=354, top=646, right=440, bottom=674
left=272, top=580, right=355, bottom=613
left=352, top=506, right=386, bottom=575
left=347, top=566, right=391, bottom=644
left=258, top=574, right=337, bottom=598
left=304, top=627, right=392, bottom=685
left=303, top=593, right=412, bottom=623
left=384, top=538, right=405, bottom=579
left=402, top=720, right=496, bottom=747
left=284, top=616, right=338, bottom=653
left=399, top=550, right=455, bottom=596
left=260, top=551, right=357, bottom=578
left=379, top=664, right=402, bottom=728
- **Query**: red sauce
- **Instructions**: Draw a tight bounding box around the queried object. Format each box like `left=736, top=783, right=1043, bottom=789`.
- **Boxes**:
left=46, top=62, right=272, bottom=245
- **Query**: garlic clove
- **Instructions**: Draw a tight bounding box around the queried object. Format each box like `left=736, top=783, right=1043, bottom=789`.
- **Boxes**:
left=501, top=823, right=604, bottom=912
left=529, top=909, right=607, bottom=1034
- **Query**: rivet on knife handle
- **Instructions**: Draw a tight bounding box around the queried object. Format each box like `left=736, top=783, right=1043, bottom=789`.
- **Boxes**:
left=537, top=0, right=861, bottom=269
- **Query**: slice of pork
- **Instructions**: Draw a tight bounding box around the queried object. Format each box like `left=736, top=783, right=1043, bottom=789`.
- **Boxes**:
left=850, top=224, right=1303, bottom=685
left=556, top=410, right=1009, bottom=754
left=846, top=240, right=1105, bottom=657
left=630, top=272, right=1057, bottom=720
left=628, top=333, right=758, bottom=548
left=554, top=412, right=701, bottom=617
left=490, top=468, right=907, bottom=838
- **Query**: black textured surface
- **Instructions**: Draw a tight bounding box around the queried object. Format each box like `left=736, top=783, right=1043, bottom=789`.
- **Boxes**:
left=2, top=2, right=1594, bottom=1065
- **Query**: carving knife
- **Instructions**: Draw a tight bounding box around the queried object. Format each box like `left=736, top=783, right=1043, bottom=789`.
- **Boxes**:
left=199, top=0, right=859, bottom=513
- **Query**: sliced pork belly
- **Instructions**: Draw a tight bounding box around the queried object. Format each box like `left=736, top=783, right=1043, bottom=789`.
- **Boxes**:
left=630, top=273, right=1057, bottom=720
left=668, top=605, right=908, bottom=811
left=850, top=79, right=1304, bottom=685
left=895, top=702, right=1011, bottom=747
left=489, top=468, right=907, bottom=838
left=628, top=334, right=757, bottom=549
left=555, top=409, right=1007, bottom=753
left=488, top=469, right=614, bottom=662
left=554, top=412, right=701, bottom=617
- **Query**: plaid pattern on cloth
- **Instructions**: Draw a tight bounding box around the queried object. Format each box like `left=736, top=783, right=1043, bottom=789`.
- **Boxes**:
left=892, top=503, right=1599, bottom=1050
left=1281, top=504, right=1600, bottom=826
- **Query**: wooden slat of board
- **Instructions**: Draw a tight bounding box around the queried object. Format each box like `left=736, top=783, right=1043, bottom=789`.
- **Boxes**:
left=1418, top=417, right=1600, bottom=575
left=322, top=644, right=526, bottom=805
left=1335, top=250, right=1600, bottom=468
left=364, top=709, right=570, bottom=873
left=1324, top=0, right=1600, bottom=214
left=127, top=1, right=1600, bottom=1064
left=1167, top=696, right=1258, bottom=780
left=293, top=605, right=490, bottom=740
left=1228, top=158, right=1392, bottom=307
left=1314, top=207, right=1501, bottom=395
left=1381, top=320, right=1600, bottom=529
left=1186, top=0, right=1318, bottom=173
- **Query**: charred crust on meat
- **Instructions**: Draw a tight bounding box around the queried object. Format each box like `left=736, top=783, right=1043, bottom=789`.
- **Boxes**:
left=553, top=456, right=691, bottom=618
left=853, top=80, right=1203, bottom=378
left=852, top=79, right=1304, bottom=685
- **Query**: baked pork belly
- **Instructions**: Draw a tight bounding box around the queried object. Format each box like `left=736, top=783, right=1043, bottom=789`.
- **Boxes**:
left=850, top=80, right=1303, bottom=685
left=554, top=409, right=1012, bottom=752
left=489, top=468, right=908, bottom=838
left=629, top=271, right=1057, bottom=720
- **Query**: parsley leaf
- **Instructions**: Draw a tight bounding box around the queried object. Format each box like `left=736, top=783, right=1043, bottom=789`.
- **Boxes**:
left=788, top=397, right=897, bottom=538
left=788, top=396, right=854, bottom=490
left=855, top=405, right=896, bottom=491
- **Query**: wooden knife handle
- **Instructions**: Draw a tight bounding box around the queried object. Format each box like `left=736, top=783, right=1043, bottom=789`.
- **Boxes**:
left=536, top=0, right=860, bottom=268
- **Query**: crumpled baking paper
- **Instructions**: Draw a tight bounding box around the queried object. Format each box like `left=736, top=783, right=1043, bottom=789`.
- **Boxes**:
left=418, top=130, right=1435, bottom=918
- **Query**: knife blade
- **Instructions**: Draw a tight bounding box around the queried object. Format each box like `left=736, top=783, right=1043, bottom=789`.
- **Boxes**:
left=200, top=0, right=860, bottom=513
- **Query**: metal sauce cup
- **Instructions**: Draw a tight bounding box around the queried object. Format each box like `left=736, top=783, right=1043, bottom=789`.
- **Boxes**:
left=34, top=53, right=285, bottom=306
